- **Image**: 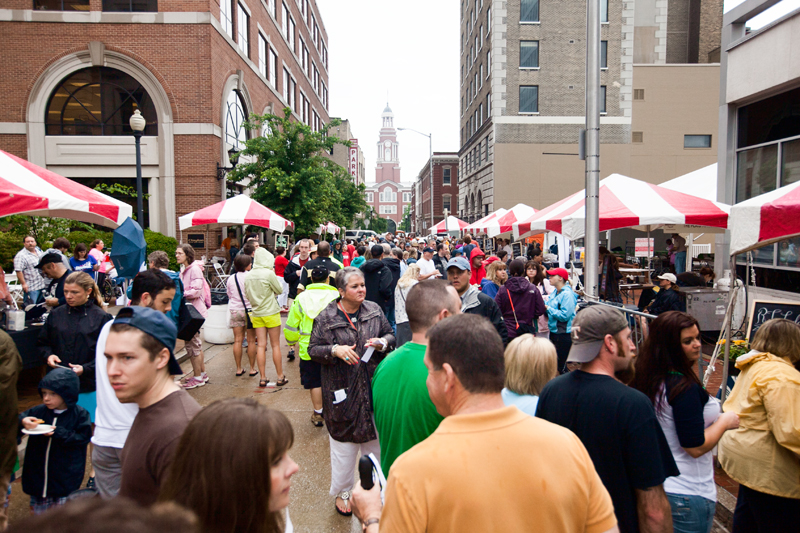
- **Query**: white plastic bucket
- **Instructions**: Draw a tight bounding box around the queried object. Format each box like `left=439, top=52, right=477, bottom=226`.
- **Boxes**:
left=202, top=304, right=234, bottom=344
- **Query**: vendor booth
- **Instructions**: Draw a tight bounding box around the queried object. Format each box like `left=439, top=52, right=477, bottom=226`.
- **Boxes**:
left=430, top=215, right=469, bottom=235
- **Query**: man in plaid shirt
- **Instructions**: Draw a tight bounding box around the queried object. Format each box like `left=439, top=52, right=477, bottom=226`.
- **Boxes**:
left=14, top=235, right=46, bottom=306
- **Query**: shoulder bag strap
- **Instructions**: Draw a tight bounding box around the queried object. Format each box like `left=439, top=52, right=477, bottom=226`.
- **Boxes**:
left=507, top=290, right=520, bottom=329
left=233, top=273, right=251, bottom=313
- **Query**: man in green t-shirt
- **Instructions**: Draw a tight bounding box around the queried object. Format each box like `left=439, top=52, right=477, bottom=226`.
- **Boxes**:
left=372, top=279, right=462, bottom=476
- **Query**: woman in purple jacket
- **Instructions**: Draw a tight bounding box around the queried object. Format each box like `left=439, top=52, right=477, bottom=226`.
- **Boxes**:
left=495, top=259, right=546, bottom=341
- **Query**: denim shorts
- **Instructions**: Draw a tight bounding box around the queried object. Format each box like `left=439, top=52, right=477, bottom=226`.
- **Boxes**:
left=667, top=493, right=716, bottom=533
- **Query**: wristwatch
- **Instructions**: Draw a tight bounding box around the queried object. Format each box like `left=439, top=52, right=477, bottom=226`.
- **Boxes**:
left=332, top=344, right=339, bottom=357
left=363, top=517, right=380, bottom=527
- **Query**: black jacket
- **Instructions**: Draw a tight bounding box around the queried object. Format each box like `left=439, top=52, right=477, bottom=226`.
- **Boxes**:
left=19, top=368, right=92, bottom=498
left=381, top=257, right=402, bottom=312
left=284, top=254, right=306, bottom=300
left=649, top=287, right=685, bottom=316
left=461, top=286, right=509, bottom=345
left=360, top=259, right=393, bottom=313
left=38, top=301, right=112, bottom=393
left=298, top=256, right=341, bottom=291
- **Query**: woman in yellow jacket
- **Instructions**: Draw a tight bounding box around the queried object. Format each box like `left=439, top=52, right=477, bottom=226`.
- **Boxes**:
left=718, top=318, right=800, bottom=532
left=245, top=247, right=287, bottom=388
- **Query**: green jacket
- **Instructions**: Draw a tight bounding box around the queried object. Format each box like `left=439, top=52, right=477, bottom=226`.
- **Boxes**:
left=284, top=283, right=340, bottom=360
left=244, top=247, right=283, bottom=318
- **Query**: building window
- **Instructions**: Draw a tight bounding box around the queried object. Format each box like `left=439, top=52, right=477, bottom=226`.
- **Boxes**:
left=266, top=0, right=275, bottom=17
left=403, top=192, right=411, bottom=202
left=633, top=89, right=645, bottom=100
left=258, top=34, right=267, bottom=77
left=45, top=67, right=158, bottom=136
left=684, top=135, right=712, bottom=148
left=520, top=41, right=539, bottom=68
left=485, top=137, right=489, bottom=160
left=486, top=50, right=491, bottom=77
left=600, top=85, right=607, bottom=114
left=487, top=8, right=491, bottom=35
left=269, top=47, right=278, bottom=87
left=601, top=0, right=608, bottom=22
left=219, top=0, right=233, bottom=36
left=519, top=86, right=538, bottom=114
left=379, top=205, right=397, bottom=215
left=237, top=3, right=249, bottom=56
left=479, top=25, right=483, bottom=48
left=601, top=40, right=608, bottom=69
left=379, top=189, right=397, bottom=203
left=288, top=16, right=296, bottom=53
left=102, top=0, right=156, bottom=10
left=281, top=2, right=289, bottom=37
left=225, top=90, right=248, bottom=150
left=480, top=64, right=484, bottom=87
left=443, top=194, right=452, bottom=212
left=632, top=131, right=643, bottom=143
left=442, top=167, right=452, bottom=185
left=366, top=192, right=373, bottom=202
left=520, top=0, right=539, bottom=22
left=34, top=0, right=89, bottom=10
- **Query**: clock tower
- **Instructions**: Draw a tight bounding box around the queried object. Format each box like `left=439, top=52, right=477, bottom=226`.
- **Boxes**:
left=375, top=103, right=401, bottom=183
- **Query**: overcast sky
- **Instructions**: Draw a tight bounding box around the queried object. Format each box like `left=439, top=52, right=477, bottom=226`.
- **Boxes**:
left=317, top=0, right=798, bottom=186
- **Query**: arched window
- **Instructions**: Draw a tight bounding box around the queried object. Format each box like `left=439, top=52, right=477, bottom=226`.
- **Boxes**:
left=477, top=190, right=482, bottom=215
left=45, top=67, right=158, bottom=136
left=225, top=89, right=248, bottom=150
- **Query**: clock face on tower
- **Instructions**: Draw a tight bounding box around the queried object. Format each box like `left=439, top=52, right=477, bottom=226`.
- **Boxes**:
left=384, top=140, right=392, bottom=148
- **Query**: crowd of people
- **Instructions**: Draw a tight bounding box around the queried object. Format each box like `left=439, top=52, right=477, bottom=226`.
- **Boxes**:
left=0, top=231, right=798, bottom=533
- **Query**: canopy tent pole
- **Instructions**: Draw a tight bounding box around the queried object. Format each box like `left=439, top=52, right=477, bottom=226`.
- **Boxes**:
left=583, top=0, right=601, bottom=299
left=647, top=226, right=652, bottom=284
left=720, top=257, right=736, bottom=404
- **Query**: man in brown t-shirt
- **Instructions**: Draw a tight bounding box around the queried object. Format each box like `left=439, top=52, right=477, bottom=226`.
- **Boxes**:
left=104, top=306, right=201, bottom=506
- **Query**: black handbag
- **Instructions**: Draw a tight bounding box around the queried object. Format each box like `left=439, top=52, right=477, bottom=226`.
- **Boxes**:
left=177, top=298, right=205, bottom=341
left=233, top=273, right=254, bottom=330
left=508, top=291, right=538, bottom=336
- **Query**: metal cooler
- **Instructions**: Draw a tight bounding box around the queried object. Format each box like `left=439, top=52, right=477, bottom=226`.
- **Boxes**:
left=682, top=288, right=728, bottom=331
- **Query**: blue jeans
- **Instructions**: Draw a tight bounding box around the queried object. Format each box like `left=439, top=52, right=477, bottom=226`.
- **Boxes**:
left=667, top=493, right=715, bottom=533
left=23, top=290, right=41, bottom=306
left=675, top=251, right=687, bottom=274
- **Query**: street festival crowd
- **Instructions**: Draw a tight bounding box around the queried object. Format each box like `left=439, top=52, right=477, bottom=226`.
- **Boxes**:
left=0, top=231, right=799, bottom=533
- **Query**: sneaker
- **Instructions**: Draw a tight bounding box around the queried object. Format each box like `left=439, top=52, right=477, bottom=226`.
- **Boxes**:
left=311, top=412, right=324, bottom=427
left=183, top=377, right=205, bottom=390
left=287, top=349, right=296, bottom=362
left=200, top=372, right=209, bottom=383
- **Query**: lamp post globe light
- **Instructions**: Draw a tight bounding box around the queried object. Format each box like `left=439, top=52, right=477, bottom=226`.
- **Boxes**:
left=129, top=109, right=146, bottom=226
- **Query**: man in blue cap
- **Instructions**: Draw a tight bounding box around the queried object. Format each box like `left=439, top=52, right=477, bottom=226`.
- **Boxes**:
left=104, top=306, right=201, bottom=506
left=446, top=257, right=508, bottom=345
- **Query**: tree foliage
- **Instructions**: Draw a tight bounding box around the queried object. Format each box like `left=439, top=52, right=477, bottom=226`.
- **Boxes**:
left=399, top=204, right=411, bottom=232
left=227, top=108, right=368, bottom=237
left=355, top=207, right=388, bottom=234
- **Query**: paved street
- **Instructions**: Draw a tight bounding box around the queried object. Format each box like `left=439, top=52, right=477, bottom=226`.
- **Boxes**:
left=9, top=321, right=361, bottom=532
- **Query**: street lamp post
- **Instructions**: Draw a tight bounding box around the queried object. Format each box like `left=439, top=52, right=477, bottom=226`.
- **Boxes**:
left=129, top=109, right=146, bottom=226
left=398, top=128, right=434, bottom=231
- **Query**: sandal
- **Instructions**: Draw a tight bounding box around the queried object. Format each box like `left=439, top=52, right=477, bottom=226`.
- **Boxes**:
left=259, top=379, right=268, bottom=388
left=335, top=491, right=352, bottom=516
left=275, top=376, right=289, bottom=387
left=249, top=370, right=259, bottom=377
left=235, top=369, right=245, bottom=377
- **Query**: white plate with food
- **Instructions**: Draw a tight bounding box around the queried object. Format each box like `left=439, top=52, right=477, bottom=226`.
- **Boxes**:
left=22, top=424, right=55, bottom=435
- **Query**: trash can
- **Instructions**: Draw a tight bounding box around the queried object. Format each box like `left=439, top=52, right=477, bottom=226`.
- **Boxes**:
left=202, top=303, right=234, bottom=344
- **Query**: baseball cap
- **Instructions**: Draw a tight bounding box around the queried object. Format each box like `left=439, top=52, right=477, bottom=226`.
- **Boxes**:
left=446, top=257, right=471, bottom=272
left=547, top=267, right=570, bottom=281
left=411, top=239, right=418, bottom=246
left=423, top=247, right=435, bottom=253
left=567, top=305, right=630, bottom=363
left=657, top=273, right=677, bottom=283
left=308, top=244, right=318, bottom=253
left=37, top=252, right=64, bottom=269
left=113, top=306, right=181, bottom=375
left=310, top=265, right=329, bottom=281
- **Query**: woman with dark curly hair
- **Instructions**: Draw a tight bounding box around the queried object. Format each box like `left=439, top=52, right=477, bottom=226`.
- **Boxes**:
left=632, top=311, right=739, bottom=533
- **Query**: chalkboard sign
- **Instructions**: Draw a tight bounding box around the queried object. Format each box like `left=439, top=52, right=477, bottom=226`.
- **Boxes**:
left=512, top=242, right=522, bottom=258
left=187, top=234, right=205, bottom=248
left=746, top=299, right=800, bottom=340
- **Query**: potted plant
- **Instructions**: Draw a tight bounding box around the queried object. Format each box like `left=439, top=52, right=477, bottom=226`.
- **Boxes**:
left=716, top=338, right=750, bottom=375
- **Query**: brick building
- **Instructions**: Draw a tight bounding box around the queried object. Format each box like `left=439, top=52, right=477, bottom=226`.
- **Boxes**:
left=329, top=118, right=365, bottom=187
left=410, top=152, right=459, bottom=234
left=458, top=0, right=722, bottom=224
left=0, top=0, right=330, bottom=239
left=364, top=104, right=412, bottom=230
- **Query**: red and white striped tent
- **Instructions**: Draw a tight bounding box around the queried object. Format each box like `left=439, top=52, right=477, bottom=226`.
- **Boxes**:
left=430, top=215, right=469, bottom=233
left=729, top=181, right=800, bottom=256
left=464, top=208, right=508, bottom=234
left=318, top=221, right=341, bottom=235
left=178, top=195, right=293, bottom=233
left=0, top=149, right=132, bottom=227
left=513, top=174, right=730, bottom=240
left=472, top=203, right=537, bottom=238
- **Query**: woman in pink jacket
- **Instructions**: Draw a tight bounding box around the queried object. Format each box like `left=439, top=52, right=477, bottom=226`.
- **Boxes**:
left=177, top=244, right=210, bottom=390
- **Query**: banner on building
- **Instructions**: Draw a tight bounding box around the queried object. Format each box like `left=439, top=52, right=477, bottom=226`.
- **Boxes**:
left=349, top=139, right=358, bottom=179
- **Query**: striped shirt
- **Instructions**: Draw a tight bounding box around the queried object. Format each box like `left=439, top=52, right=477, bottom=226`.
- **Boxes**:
left=13, top=247, right=47, bottom=291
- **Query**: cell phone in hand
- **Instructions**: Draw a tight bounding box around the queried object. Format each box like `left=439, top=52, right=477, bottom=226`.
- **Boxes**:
left=359, top=456, right=375, bottom=490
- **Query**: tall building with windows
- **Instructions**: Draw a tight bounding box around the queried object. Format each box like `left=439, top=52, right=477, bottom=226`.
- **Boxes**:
left=0, top=0, right=330, bottom=239
left=329, top=118, right=366, bottom=187
left=364, top=104, right=412, bottom=228
left=458, top=0, right=722, bottom=223
left=410, top=153, right=459, bottom=234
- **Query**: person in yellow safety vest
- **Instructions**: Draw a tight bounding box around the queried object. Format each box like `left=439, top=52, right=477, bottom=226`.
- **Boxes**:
left=284, top=265, right=340, bottom=427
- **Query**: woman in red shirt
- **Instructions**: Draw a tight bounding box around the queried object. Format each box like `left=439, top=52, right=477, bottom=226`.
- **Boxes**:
left=274, top=246, right=290, bottom=312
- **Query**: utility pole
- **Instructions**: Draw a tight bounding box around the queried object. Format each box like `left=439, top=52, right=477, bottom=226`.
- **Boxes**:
left=584, top=0, right=601, bottom=298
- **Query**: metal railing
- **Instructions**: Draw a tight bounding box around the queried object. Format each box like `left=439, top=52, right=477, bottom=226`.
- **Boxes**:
left=581, top=300, right=656, bottom=352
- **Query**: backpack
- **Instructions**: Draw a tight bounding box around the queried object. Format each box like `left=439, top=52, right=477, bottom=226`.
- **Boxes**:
left=202, top=275, right=212, bottom=308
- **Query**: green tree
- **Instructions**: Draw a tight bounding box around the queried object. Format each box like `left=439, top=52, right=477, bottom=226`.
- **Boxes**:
left=227, top=108, right=367, bottom=237
left=356, top=207, right=387, bottom=234
left=399, top=204, right=411, bottom=232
